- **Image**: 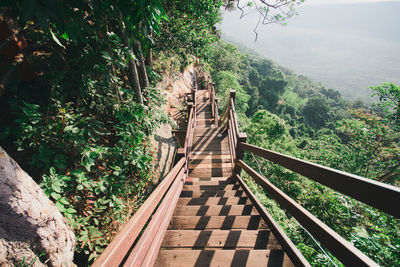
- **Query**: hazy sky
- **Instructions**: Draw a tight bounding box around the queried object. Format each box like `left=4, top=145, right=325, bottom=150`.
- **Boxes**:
left=220, top=1, right=400, bottom=101
left=306, top=0, right=400, bottom=4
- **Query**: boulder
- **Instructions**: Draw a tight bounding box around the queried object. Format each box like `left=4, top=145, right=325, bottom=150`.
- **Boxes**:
left=0, top=147, right=75, bottom=266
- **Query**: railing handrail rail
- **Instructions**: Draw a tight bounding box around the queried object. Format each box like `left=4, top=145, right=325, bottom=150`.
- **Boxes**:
left=239, top=142, right=400, bottom=219
left=238, top=159, right=378, bottom=267
left=218, top=88, right=395, bottom=266
left=93, top=74, right=199, bottom=266
left=92, top=157, right=186, bottom=266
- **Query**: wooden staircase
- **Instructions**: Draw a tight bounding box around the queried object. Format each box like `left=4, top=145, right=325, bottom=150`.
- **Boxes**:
left=93, top=74, right=397, bottom=267
left=154, top=89, right=294, bottom=266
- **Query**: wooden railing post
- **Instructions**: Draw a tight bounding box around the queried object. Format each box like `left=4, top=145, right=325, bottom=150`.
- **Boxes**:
left=187, top=102, right=193, bottom=115
left=230, top=90, right=236, bottom=103
left=234, top=132, right=247, bottom=175
left=214, top=97, right=219, bottom=127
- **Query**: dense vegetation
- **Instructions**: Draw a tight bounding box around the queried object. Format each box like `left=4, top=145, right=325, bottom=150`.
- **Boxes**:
left=204, top=41, right=400, bottom=266
left=1, top=0, right=399, bottom=266
left=0, top=0, right=220, bottom=264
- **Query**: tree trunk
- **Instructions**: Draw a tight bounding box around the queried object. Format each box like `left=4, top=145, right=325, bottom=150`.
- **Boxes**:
left=134, top=40, right=149, bottom=89
left=127, top=54, right=144, bottom=104
left=0, top=147, right=75, bottom=266
left=119, top=17, right=143, bottom=104
left=145, top=47, right=153, bottom=68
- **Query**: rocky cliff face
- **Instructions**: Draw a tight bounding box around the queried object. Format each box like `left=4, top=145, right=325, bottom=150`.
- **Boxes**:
left=0, top=147, right=75, bottom=267
left=151, top=64, right=196, bottom=182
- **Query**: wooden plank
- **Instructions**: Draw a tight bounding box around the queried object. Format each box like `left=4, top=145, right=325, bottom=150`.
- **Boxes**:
left=190, top=151, right=232, bottom=156
left=194, top=127, right=224, bottom=136
left=183, top=184, right=240, bottom=191
left=190, top=157, right=231, bottom=164
left=196, top=112, right=213, bottom=119
left=92, top=158, right=185, bottom=267
left=192, top=143, right=230, bottom=153
left=240, top=142, right=400, bottom=220
left=235, top=175, right=310, bottom=266
left=196, top=106, right=211, bottom=113
left=196, top=118, right=214, bottom=122
left=177, top=197, right=251, bottom=206
left=155, top=250, right=294, bottom=267
left=173, top=205, right=258, bottom=216
left=193, top=138, right=228, bottom=148
left=161, top=230, right=281, bottom=250
left=180, top=189, right=245, bottom=198
left=189, top=163, right=232, bottom=169
left=189, top=167, right=232, bottom=177
left=168, top=215, right=268, bottom=230
left=123, top=167, right=186, bottom=266
left=185, top=177, right=234, bottom=184
left=196, top=121, right=214, bottom=127
left=193, top=145, right=230, bottom=151
left=194, top=139, right=229, bottom=146
left=190, top=154, right=231, bottom=160
left=185, top=181, right=234, bottom=186
left=238, top=160, right=379, bottom=267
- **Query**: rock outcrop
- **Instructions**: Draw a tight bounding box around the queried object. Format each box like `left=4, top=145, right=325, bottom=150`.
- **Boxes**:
left=151, top=64, right=196, bottom=181
left=0, top=147, right=75, bottom=266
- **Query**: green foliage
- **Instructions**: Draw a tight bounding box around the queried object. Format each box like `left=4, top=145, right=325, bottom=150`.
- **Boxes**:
left=157, top=0, right=222, bottom=58
left=370, top=83, right=400, bottom=128
left=210, top=40, right=400, bottom=266
left=302, top=96, right=330, bottom=129
left=245, top=110, right=287, bottom=145
left=214, top=71, right=249, bottom=114
left=15, top=86, right=168, bottom=261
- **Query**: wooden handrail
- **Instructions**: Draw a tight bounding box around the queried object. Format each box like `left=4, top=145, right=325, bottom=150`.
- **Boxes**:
left=237, top=160, right=378, bottom=267
left=239, top=142, right=400, bottom=219
left=94, top=73, right=199, bottom=266
left=92, top=158, right=185, bottom=266
left=234, top=173, right=310, bottom=267
left=217, top=87, right=394, bottom=266
left=123, top=167, right=186, bottom=266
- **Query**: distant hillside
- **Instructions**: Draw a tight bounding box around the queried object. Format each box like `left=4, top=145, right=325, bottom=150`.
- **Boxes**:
left=219, top=1, right=400, bottom=102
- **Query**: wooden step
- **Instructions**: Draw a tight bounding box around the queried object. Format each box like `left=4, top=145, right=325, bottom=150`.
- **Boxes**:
left=180, top=189, right=245, bottom=198
left=188, top=167, right=232, bottom=177
left=155, top=250, right=294, bottom=267
left=189, top=163, right=232, bottom=169
left=161, top=230, right=281, bottom=250
left=177, top=197, right=251, bottom=206
left=194, top=127, right=225, bottom=136
left=193, top=140, right=229, bottom=151
left=168, top=216, right=268, bottom=230
left=193, top=142, right=230, bottom=150
left=190, top=157, right=231, bottom=164
left=193, top=132, right=227, bottom=141
left=196, top=112, right=213, bottom=119
left=196, top=121, right=214, bottom=127
left=197, top=105, right=211, bottom=113
left=183, top=184, right=240, bottom=191
left=173, top=205, right=259, bottom=216
left=190, top=154, right=231, bottom=160
left=191, top=152, right=231, bottom=157
left=185, top=177, right=234, bottom=184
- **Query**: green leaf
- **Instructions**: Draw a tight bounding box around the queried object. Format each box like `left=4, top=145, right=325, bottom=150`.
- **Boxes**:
left=61, top=32, right=70, bottom=41
left=58, top=197, right=69, bottom=205
left=51, top=183, right=63, bottom=193
left=51, top=192, right=62, bottom=201
left=66, top=208, right=76, bottom=214
left=50, top=29, right=64, bottom=47
left=55, top=201, right=65, bottom=212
